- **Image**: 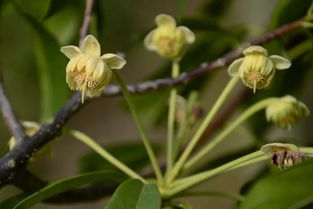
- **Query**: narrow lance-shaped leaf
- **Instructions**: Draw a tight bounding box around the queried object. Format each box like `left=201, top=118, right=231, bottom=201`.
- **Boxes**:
left=13, top=170, right=126, bottom=209
left=16, top=10, right=69, bottom=121
left=14, top=0, right=51, bottom=19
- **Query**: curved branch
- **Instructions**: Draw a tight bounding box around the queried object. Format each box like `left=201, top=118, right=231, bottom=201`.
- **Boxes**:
left=0, top=76, right=26, bottom=142
left=0, top=18, right=303, bottom=187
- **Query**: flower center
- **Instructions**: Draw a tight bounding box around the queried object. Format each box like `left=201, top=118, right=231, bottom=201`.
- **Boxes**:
left=73, top=70, right=99, bottom=89
left=244, top=69, right=266, bottom=89
left=275, top=110, right=299, bottom=128
left=156, top=37, right=175, bottom=55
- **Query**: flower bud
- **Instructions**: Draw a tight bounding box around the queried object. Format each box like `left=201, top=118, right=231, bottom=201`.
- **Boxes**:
left=144, top=14, right=195, bottom=60
left=261, top=143, right=308, bottom=169
left=8, top=121, right=40, bottom=150
left=228, top=46, right=291, bottom=92
left=266, top=95, right=310, bottom=128
left=8, top=121, right=54, bottom=161
left=61, top=35, right=126, bottom=103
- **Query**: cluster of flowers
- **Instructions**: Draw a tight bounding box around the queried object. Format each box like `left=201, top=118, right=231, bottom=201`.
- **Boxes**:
left=58, top=14, right=310, bottom=168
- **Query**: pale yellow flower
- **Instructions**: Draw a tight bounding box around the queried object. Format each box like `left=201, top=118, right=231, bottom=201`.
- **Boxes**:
left=61, top=35, right=126, bottom=102
left=228, top=46, right=291, bottom=92
left=266, top=95, right=309, bottom=128
left=144, top=14, right=195, bottom=60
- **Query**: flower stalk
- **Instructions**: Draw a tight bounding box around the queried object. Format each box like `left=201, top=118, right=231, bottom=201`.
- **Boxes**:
left=166, top=77, right=239, bottom=183
left=163, top=151, right=267, bottom=198
left=113, top=71, right=164, bottom=185
left=68, top=129, right=146, bottom=183
left=184, top=97, right=280, bottom=170
left=167, top=60, right=180, bottom=173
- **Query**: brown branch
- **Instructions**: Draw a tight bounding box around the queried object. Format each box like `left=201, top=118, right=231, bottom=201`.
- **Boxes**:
left=0, top=0, right=96, bottom=188
left=0, top=18, right=303, bottom=188
left=79, top=0, right=96, bottom=46
left=101, top=19, right=302, bottom=97
left=0, top=75, right=26, bottom=142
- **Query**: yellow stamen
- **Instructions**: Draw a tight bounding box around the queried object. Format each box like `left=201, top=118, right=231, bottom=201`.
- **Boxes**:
left=253, top=79, right=257, bottom=94
left=81, top=85, right=86, bottom=104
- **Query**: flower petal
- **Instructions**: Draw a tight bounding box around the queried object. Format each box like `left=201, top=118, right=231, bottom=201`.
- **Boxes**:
left=60, top=46, right=81, bottom=59
left=66, top=55, right=81, bottom=72
left=243, top=46, right=268, bottom=56
left=98, top=67, right=112, bottom=86
left=101, top=53, right=126, bottom=70
left=155, top=14, right=176, bottom=26
left=86, top=88, right=102, bottom=97
left=92, top=61, right=105, bottom=81
left=66, top=71, right=78, bottom=90
left=261, top=143, right=299, bottom=155
left=82, top=35, right=101, bottom=57
left=85, top=57, right=99, bottom=76
left=227, top=58, right=243, bottom=77
left=269, top=55, right=291, bottom=70
left=144, top=30, right=156, bottom=51
left=178, top=26, right=195, bottom=44
left=76, top=55, right=91, bottom=72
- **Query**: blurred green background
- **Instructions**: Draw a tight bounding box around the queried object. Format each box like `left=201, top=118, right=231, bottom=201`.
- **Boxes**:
left=0, top=0, right=313, bottom=208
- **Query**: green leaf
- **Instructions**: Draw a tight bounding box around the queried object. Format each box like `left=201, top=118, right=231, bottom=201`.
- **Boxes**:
left=104, top=179, right=161, bottom=209
left=44, top=0, right=78, bottom=19
left=202, top=0, right=233, bottom=18
left=0, top=0, right=10, bottom=11
left=0, top=194, right=30, bottom=209
left=79, top=142, right=160, bottom=173
left=17, top=11, right=69, bottom=121
left=14, top=0, right=51, bottom=19
left=271, top=0, right=312, bottom=28
left=13, top=171, right=126, bottom=209
left=239, top=161, right=313, bottom=209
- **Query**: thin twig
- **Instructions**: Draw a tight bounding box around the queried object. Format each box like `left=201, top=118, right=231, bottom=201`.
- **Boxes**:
left=0, top=76, right=26, bottom=142
left=0, top=18, right=303, bottom=188
left=79, top=0, right=95, bottom=46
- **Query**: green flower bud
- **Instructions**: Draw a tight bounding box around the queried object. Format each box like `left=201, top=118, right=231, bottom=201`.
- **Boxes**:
left=261, top=143, right=307, bottom=169
left=266, top=95, right=310, bottom=128
left=228, top=46, right=291, bottom=92
left=144, top=14, right=195, bottom=60
left=61, top=35, right=126, bottom=103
